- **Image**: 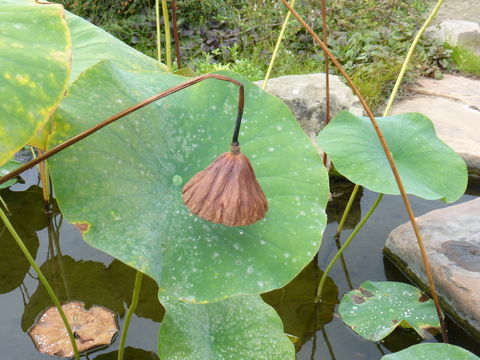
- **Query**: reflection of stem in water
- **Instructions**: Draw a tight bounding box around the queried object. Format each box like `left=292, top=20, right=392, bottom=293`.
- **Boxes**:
left=321, top=326, right=336, bottom=360
left=49, top=213, right=71, bottom=299
left=316, top=194, right=384, bottom=302
left=310, top=330, right=317, bottom=360
left=0, top=207, right=80, bottom=360
left=118, top=271, right=143, bottom=360
left=375, top=342, right=386, bottom=356
left=335, top=237, right=353, bottom=290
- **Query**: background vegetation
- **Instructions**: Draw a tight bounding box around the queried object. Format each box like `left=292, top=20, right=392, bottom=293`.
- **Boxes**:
left=57, top=0, right=478, bottom=111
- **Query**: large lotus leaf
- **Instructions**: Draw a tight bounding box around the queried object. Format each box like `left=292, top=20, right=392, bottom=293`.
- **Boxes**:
left=339, top=281, right=439, bottom=341
left=262, top=260, right=338, bottom=351
left=22, top=256, right=163, bottom=331
left=0, top=0, right=70, bottom=165
left=158, top=295, right=295, bottom=360
left=0, top=160, right=22, bottom=189
left=66, top=11, right=168, bottom=82
left=381, top=343, right=480, bottom=360
left=0, top=186, right=47, bottom=294
left=317, top=111, right=467, bottom=202
left=29, top=10, right=169, bottom=150
left=48, top=61, right=329, bottom=302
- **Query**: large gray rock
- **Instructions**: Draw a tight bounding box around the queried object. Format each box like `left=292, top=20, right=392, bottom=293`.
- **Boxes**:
left=427, top=20, right=480, bottom=53
left=385, top=199, right=480, bottom=338
left=256, top=73, right=363, bottom=138
left=392, top=74, right=480, bottom=175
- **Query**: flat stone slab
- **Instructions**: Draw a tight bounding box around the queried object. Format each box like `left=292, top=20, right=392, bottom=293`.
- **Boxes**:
left=392, top=74, right=480, bottom=174
left=433, top=0, right=480, bottom=24
left=385, top=199, right=480, bottom=338
left=255, top=73, right=363, bottom=139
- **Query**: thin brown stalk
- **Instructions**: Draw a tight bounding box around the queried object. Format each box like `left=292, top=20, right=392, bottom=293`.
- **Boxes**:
left=0, top=74, right=244, bottom=186
left=279, top=0, right=447, bottom=341
left=171, top=0, right=182, bottom=69
left=321, top=0, right=330, bottom=166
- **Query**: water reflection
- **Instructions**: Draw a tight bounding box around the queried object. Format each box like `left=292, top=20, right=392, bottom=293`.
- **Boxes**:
left=92, top=347, right=159, bottom=360
left=263, top=260, right=338, bottom=352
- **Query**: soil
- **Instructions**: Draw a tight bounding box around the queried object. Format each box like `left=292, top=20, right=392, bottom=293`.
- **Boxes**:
left=433, top=0, right=480, bottom=24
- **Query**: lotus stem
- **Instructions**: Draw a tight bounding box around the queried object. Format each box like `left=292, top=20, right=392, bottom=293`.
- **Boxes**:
left=334, top=183, right=359, bottom=237
left=0, top=74, right=244, bottom=186
left=118, top=271, right=143, bottom=360
left=316, top=194, right=383, bottom=302
left=0, top=207, right=80, bottom=359
left=161, top=0, right=172, bottom=70
left=0, top=195, right=8, bottom=212
left=334, top=0, right=445, bottom=238
left=279, top=0, right=447, bottom=341
left=262, top=0, right=296, bottom=90
left=321, top=0, right=330, bottom=166
left=171, top=0, right=182, bottom=69
left=155, top=0, right=162, bottom=62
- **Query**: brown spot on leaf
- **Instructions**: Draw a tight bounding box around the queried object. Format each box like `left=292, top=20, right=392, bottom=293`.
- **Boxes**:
left=359, top=288, right=374, bottom=298
left=392, top=319, right=398, bottom=323
left=418, top=294, right=429, bottom=303
left=74, top=222, right=90, bottom=234
left=352, top=295, right=365, bottom=304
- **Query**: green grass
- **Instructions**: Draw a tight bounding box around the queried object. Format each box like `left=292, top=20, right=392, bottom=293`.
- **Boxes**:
left=449, top=44, right=480, bottom=77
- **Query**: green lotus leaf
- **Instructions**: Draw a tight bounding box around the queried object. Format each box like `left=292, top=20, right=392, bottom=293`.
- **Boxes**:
left=30, top=10, right=169, bottom=150
left=48, top=61, right=329, bottom=302
left=0, top=186, right=48, bottom=294
left=158, top=295, right=295, bottom=360
left=317, top=111, right=467, bottom=202
left=339, top=281, right=439, bottom=341
left=0, top=0, right=70, bottom=165
left=66, top=11, right=168, bottom=82
left=0, top=160, right=22, bottom=189
left=381, top=343, right=480, bottom=359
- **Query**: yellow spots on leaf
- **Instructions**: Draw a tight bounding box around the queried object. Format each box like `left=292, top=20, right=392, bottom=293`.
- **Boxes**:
left=16, top=74, right=29, bottom=85
left=4, top=73, right=11, bottom=80
left=50, top=51, right=66, bottom=63
left=11, top=43, right=24, bottom=49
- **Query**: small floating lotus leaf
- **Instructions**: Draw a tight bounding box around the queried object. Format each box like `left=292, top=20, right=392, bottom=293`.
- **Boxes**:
left=158, top=295, right=295, bottom=360
left=29, top=301, right=118, bottom=358
left=339, top=281, right=440, bottom=341
left=0, top=160, right=22, bottom=189
left=317, top=111, right=467, bottom=202
left=0, top=0, right=70, bottom=165
left=381, top=343, right=480, bottom=359
left=182, top=144, right=268, bottom=226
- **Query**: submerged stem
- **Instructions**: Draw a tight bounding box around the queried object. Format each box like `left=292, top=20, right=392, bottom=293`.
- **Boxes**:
left=118, top=271, right=143, bottom=360
left=316, top=194, right=384, bottom=302
left=0, top=208, right=80, bottom=359
left=262, top=0, right=296, bottom=90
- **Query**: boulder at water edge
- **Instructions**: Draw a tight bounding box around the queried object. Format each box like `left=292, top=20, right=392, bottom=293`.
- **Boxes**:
left=256, top=73, right=363, bottom=139
left=385, top=199, right=480, bottom=339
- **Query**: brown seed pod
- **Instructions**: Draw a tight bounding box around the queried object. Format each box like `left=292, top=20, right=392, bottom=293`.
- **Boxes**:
left=182, top=144, right=268, bottom=226
left=28, top=301, right=118, bottom=358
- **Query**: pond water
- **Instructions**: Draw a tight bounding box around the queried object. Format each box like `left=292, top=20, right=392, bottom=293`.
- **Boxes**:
left=1, top=168, right=479, bottom=359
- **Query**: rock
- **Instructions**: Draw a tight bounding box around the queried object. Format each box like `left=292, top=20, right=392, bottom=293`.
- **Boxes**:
left=14, top=148, right=34, bottom=164
left=391, top=74, right=480, bottom=175
left=433, top=0, right=480, bottom=25
left=255, top=73, right=363, bottom=139
left=426, top=20, right=480, bottom=53
left=385, top=199, right=480, bottom=339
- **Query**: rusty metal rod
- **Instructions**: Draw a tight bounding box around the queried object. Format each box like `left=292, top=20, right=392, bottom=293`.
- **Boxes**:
left=0, top=74, right=244, bottom=185
left=321, top=0, right=330, bottom=166
left=171, top=0, right=182, bottom=69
